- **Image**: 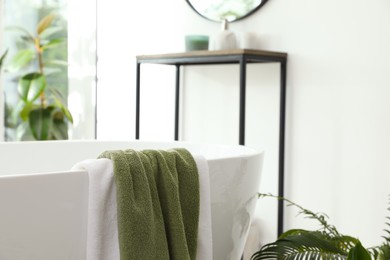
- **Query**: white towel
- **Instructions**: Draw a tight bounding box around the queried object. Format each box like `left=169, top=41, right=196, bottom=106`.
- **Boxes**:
left=72, top=154, right=212, bottom=260
left=72, top=158, right=119, bottom=260
left=193, top=154, right=213, bottom=260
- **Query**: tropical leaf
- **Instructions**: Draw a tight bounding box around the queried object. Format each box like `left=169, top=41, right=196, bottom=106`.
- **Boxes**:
left=370, top=195, right=390, bottom=259
left=5, top=26, right=35, bottom=42
left=330, top=235, right=361, bottom=254
left=27, top=106, right=69, bottom=140
left=37, top=14, right=55, bottom=35
left=51, top=109, right=69, bottom=140
left=44, top=59, right=68, bottom=67
left=41, top=38, right=65, bottom=50
left=384, top=196, right=390, bottom=246
left=369, top=244, right=390, bottom=260
left=51, top=91, right=73, bottom=123
left=7, top=49, right=35, bottom=72
left=346, top=242, right=371, bottom=260
left=17, top=73, right=46, bottom=103
left=379, top=245, right=390, bottom=259
left=19, top=102, right=34, bottom=121
left=258, top=193, right=341, bottom=237
left=42, top=67, right=62, bottom=75
left=50, top=89, right=73, bottom=123
left=252, top=194, right=363, bottom=260
left=251, top=231, right=348, bottom=260
left=279, top=229, right=310, bottom=239
left=254, top=193, right=390, bottom=260
left=8, top=100, right=24, bottom=125
left=4, top=101, right=15, bottom=128
left=28, top=107, right=54, bottom=140
left=39, top=26, right=63, bottom=40
left=383, top=229, right=390, bottom=245
left=15, top=121, right=34, bottom=141
left=0, top=49, right=8, bottom=70
left=58, top=101, right=73, bottom=123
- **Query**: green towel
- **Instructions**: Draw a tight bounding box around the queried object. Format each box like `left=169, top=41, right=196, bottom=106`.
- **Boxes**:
left=98, top=148, right=199, bottom=260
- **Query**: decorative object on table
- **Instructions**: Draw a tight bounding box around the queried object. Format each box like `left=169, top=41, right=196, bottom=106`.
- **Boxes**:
left=185, top=0, right=269, bottom=22
left=251, top=193, right=390, bottom=260
left=5, top=14, right=72, bottom=141
left=212, top=19, right=237, bottom=50
left=185, top=35, right=209, bottom=51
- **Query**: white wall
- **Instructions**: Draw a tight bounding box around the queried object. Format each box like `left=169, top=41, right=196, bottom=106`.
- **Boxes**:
left=97, top=0, right=390, bottom=249
left=255, top=0, right=390, bottom=248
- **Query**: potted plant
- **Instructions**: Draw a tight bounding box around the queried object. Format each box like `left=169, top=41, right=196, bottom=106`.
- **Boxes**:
left=5, top=13, right=72, bottom=140
left=251, top=193, right=390, bottom=260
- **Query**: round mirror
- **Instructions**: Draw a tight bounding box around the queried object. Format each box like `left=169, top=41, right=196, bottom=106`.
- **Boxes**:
left=186, top=0, right=268, bottom=22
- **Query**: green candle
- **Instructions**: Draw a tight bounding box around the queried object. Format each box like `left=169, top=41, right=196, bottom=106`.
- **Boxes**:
left=185, top=35, right=209, bottom=51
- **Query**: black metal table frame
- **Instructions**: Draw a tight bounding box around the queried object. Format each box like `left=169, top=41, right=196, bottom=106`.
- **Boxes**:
left=135, top=50, right=287, bottom=236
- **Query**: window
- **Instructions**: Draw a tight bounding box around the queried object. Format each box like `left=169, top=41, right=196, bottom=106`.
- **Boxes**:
left=1, top=0, right=96, bottom=141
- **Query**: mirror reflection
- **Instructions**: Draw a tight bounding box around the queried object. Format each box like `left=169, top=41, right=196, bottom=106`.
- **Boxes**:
left=186, top=0, right=268, bottom=22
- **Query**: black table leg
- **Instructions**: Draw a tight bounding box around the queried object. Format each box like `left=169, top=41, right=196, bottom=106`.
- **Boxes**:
left=174, top=65, right=180, bottom=141
left=277, top=60, right=287, bottom=237
left=135, top=62, right=141, bottom=139
left=239, top=57, right=246, bottom=145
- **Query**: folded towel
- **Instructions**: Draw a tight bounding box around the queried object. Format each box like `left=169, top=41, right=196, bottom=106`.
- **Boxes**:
left=99, top=148, right=200, bottom=260
left=71, top=158, right=119, bottom=260
left=193, top=155, right=213, bottom=260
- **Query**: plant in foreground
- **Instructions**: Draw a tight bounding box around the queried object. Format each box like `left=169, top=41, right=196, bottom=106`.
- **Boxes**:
left=6, top=13, right=72, bottom=140
left=251, top=193, right=390, bottom=260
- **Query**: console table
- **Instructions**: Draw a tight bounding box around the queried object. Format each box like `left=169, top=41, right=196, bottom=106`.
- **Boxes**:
left=135, top=49, right=288, bottom=236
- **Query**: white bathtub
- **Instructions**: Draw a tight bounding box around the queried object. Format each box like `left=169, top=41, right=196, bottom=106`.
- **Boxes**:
left=0, top=140, right=263, bottom=260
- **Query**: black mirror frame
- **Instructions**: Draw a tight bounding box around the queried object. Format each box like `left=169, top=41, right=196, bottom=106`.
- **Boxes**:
left=185, top=0, right=269, bottom=23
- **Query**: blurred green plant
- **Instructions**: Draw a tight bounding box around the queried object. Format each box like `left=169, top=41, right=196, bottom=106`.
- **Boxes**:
left=0, top=50, right=7, bottom=69
left=6, top=13, right=72, bottom=140
left=251, top=193, right=390, bottom=260
left=1, top=50, right=9, bottom=139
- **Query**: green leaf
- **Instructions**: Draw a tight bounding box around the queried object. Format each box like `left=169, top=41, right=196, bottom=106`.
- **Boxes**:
left=379, top=245, right=390, bottom=259
left=50, top=88, right=73, bottom=123
left=251, top=231, right=347, bottom=260
left=347, top=241, right=371, bottom=260
left=41, top=38, right=64, bottom=50
left=7, top=49, right=35, bottom=72
left=51, top=110, right=69, bottom=140
left=279, top=229, right=310, bottom=239
left=5, top=26, right=35, bottom=42
left=42, top=67, right=62, bottom=75
left=15, top=122, right=35, bottom=141
left=257, top=193, right=341, bottom=237
left=61, top=105, right=73, bottom=123
left=52, top=95, right=73, bottom=124
left=332, top=235, right=361, bottom=254
left=19, top=103, right=34, bottom=121
left=37, top=14, right=55, bottom=35
left=0, top=49, right=8, bottom=70
left=44, top=59, right=68, bottom=67
left=39, top=26, right=63, bottom=39
left=28, top=107, right=54, bottom=140
left=18, top=73, right=46, bottom=103
left=9, top=100, right=24, bottom=125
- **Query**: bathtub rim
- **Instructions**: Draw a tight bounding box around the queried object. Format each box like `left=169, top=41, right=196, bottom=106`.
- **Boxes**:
left=0, top=139, right=263, bottom=162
